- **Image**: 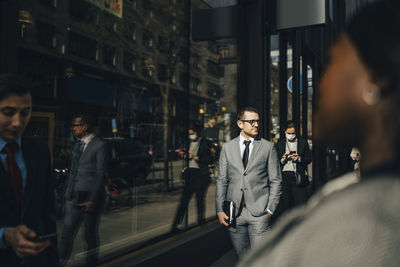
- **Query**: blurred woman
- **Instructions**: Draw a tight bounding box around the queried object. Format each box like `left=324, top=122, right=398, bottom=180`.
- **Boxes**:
left=239, top=1, right=400, bottom=266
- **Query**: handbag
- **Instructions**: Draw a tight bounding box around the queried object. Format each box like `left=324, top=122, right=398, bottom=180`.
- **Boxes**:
left=181, top=167, right=189, bottom=180
left=295, top=170, right=310, bottom=187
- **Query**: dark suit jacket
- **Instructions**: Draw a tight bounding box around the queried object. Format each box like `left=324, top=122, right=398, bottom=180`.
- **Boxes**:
left=65, top=136, right=109, bottom=206
left=0, top=137, right=58, bottom=267
left=184, top=137, right=213, bottom=176
left=276, top=137, right=312, bottom=176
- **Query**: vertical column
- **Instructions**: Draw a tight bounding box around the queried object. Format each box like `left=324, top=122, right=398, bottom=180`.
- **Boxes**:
left=0, top=0, right=18, bottom=73
left=237, top=0, right=267, bottom=138
left=265, top=34, right=271, bottom=139
left=278, top=32, right=287, bottom=135
left=184, top=0, right=191, bottom=139
left=311, top=57, right=327, bottom=187
left=302, top=50, right=308, bottom=138
left=292, top=30, right=301, bottom=134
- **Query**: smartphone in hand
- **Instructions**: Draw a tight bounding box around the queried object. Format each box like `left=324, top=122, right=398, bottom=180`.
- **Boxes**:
left=33, top=232, right=56, bottom=242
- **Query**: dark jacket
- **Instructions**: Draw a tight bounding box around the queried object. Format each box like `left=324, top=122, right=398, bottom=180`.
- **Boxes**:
left=185, top=137, right=213, bottom=176
left=276, top=137, right=312, bottom=176
left=0, top=137, right=58, bottom=267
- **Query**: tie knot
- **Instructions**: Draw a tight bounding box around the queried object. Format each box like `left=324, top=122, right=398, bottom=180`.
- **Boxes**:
left=1, top=142, right=18, bottom=155
left=244, top=140, right=251, bottom=147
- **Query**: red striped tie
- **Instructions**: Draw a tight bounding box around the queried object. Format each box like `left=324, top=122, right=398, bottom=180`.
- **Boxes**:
left=2, top=143, right=23, bottom=210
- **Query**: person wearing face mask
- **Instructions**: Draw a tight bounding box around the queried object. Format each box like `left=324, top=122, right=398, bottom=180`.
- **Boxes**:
left=275, top=120, right=312, bottom=218
left=171, top=123, right=213, bottom=232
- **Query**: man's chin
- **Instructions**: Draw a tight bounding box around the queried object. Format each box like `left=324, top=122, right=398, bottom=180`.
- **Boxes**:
left=3, top=134, right=20, bottom=142
left=249, top=132, right=258, bottom=138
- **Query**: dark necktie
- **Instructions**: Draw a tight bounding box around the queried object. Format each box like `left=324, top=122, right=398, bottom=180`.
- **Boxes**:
left=242, top=140, right=251, bottom=169
left=76, top=141, right=84, bottom=158
left=2, top=143, right=23, bottom=210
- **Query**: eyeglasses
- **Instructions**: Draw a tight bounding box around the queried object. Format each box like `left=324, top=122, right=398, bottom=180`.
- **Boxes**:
left=71, top=124, right=83, bottom=128
left=240, top=120, right=260, bottom=126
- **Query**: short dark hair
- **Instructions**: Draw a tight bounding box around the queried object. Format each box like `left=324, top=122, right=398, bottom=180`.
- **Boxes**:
left=237, top=107, right=259, bottom=121
left=0, top=73, right=31, bottom=101
left=346, top=0, right=400, bottom=155
left=189, top=121, right=203, bottom=136
left=73, top=113, right=97, bottom=133
left=346, top=0, right=400, bottom=99
left=284, top=120, right=296, bottom=131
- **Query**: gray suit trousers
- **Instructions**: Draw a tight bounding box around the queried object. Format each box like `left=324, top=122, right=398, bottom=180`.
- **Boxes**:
left=230, top=206, right=271, bottom=259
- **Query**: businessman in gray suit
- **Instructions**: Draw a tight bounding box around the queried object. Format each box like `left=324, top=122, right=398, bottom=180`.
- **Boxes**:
left=59, top=114, right=109, bottom=267
left=216, top=107, right=282, bottom=259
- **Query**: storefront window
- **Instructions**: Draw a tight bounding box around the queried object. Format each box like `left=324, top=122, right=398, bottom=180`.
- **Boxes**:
left=13, top=0, right=238, bottom=265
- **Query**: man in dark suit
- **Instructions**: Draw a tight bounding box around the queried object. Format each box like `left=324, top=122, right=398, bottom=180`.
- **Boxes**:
left=0, top=73, right=58, bottom=266
left=59, top=114, right=109, bottom=267
left=276, top=120, right=312, bottom=216
left=171, top=123, right=213, bottom=231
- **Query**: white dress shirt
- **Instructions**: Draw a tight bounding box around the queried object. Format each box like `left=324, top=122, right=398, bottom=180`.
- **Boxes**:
left=239, top=134, right=254, bottom=160
left=80, top=134, right=95, bottom=152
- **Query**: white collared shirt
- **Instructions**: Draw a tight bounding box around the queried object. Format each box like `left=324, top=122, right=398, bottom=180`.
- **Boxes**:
left=239, top=134, right=254, bottom=160
left=80, top=134, right=95, bottom=152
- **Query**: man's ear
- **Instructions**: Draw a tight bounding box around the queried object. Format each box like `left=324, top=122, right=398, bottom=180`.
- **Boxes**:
left=237, top=120, right=243, bottom=129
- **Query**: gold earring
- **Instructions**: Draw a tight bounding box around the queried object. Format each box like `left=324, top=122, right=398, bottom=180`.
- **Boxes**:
left=362, top=85, right=381, bottom=106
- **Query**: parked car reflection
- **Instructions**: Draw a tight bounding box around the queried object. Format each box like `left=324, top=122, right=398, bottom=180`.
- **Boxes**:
left=104, top=137, right=153, bottom=186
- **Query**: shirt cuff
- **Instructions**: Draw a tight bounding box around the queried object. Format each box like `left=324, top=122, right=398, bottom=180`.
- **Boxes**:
left=267, top=209, right=273, bottom=215
left=0, top=227, right=6, bottom=249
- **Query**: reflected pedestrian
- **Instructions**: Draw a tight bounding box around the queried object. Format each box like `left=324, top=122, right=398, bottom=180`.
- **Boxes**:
left=0, top=73, right=58, bottom=266
left=171, top=123, right=213, bottom=232
left=59, top=114, right=109, bottom=267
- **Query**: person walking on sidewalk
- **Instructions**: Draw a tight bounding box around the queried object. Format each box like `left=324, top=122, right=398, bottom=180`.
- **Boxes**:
left=172, top=122, right=213, bottom=231
left=216, top=107, right=282, bottom=259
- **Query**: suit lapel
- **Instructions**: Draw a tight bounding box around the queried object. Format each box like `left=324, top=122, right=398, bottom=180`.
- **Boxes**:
left=297, top=138, right=303, bottom=154
left=0, top=158, right=17, bottom=211
left=246, top=139, right=261, bottom=171
left=233, top=137, right=244, bottom=171
left=21, top=138, right=36, bottom=217
left=79, top=137, right=97, bottom=162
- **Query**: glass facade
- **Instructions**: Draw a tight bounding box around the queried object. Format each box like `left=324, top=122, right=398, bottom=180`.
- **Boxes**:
left=12, top=0, right=238, bottom=265
left=0, top=0, right=373, bottom=264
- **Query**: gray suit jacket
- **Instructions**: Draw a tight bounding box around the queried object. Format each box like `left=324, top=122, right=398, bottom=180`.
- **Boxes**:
left=238, top=172, right=400, bottom=267
left=216, top=136, right=282, bottom=217
left=65, top=136, right=109, bottom=205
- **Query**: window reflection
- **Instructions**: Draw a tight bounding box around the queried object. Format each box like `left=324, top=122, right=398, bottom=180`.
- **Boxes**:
left=15, top=0, right=238, bottom=265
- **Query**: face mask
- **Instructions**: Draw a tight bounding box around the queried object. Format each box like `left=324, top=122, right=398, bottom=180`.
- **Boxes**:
left=189, top=134, right=197, bottom=141
left=286, top=133, right=296, bottom=141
